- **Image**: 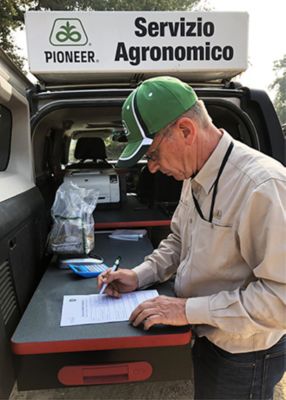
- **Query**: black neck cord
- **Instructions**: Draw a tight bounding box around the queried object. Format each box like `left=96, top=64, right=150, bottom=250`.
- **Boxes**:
left=192, top=142, right=234, bottom=223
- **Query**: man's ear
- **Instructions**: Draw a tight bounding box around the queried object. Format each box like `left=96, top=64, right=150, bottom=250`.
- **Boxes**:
left=177, top=117, right=197, bottom=145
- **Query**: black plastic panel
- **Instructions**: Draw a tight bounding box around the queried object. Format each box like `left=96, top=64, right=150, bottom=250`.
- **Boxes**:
left=241, top=88, right=285, bottom=164
left=0, top=187, right=48, bottom=398
left=0, top=315, right=15, bottom=399
left=15, top=345, right=192, bottom=390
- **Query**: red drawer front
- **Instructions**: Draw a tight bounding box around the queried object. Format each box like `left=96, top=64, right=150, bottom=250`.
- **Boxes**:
left=58, top=361, right=153, bottom=385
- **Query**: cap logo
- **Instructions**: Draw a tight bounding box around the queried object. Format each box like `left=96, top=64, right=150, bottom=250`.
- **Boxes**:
left=122, top=120, right=131, bottom=136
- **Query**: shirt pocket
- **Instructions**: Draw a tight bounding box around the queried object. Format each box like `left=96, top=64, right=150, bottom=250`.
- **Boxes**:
left=190, top=217, right=240, bottom=288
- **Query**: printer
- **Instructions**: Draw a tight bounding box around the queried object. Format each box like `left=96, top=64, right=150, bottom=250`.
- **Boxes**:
left=64, top=169, right=122, bottom=209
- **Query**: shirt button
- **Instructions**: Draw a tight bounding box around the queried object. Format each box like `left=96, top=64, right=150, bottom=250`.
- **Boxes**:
left=215, top=209, right=222, bottom=219
left=190, top=218, right=193, bottom=223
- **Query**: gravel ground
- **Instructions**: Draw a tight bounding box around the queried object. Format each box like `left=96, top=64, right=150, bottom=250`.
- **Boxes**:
left=9, top=380, right=193, bottom=400
left=9, top=373, right=286, bottom=400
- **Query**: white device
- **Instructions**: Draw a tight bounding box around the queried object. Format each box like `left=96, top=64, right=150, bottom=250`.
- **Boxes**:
left=64, top=169, right=120, bottom=205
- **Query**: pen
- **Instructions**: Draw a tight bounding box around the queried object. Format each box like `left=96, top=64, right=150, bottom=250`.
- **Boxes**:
left=99, top=256, right=121, bottom=295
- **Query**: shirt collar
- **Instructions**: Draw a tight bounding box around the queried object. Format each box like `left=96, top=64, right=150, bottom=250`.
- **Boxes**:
left=192, top=130, right=233, bottom=194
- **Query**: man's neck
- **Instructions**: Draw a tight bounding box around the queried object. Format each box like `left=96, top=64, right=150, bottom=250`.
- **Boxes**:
left=195, top=126, right=223, bottom=173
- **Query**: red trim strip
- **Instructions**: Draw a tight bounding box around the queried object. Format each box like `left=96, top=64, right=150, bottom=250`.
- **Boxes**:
left=12, top=331, right=192, bottom=355
left=58, top=362, right=153, bottom=385
left=94, top=220, right=170, bottom=229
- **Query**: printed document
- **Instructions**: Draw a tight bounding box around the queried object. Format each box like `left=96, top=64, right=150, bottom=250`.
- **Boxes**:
left=109, top=229, right=147, bottom=241
left=60, top=290, right=158, bottom=326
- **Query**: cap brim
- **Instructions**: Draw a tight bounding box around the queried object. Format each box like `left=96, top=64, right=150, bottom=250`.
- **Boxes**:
left=116, top=139, right=150, bottom=168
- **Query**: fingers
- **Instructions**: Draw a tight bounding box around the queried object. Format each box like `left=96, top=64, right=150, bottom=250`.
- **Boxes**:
left=97, top=269, right=123, bottom=297
left=129, top=298, right=161, bottom=330
left=129, top=296, right=188, bottom=329
left=98, top=268, right=112, bottom=285
left=97, top=270, right=108, bottom=291
left=129, top=296, right=160, bottom=320
left=101, top=269, right=123, bottom=285
left=131, top=307, right=158, bottom=327
left=98, top=269, right=139, bottom=298
left=97, top=268, right=118, bottom=290
left=143, top=315, right=161, bottom=330
left=103, top=282, right=121, bottom=298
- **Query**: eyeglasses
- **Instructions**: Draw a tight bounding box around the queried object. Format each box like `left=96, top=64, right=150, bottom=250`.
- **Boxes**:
left=144, top=122, right=176, bottom=162
left=144, top=133, right=166, bottom=162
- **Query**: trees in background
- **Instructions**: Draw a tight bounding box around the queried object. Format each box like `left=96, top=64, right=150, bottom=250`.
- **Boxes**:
left=270, top=55, right=286, bottom=125
left=0, top=0, right=199, bottom=70
left=35, top=0, right=199, bottom=11
left=0, top=0, right=32, bottom=68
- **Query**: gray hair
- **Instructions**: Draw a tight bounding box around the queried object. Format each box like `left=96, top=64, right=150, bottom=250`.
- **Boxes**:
left=159, top=100, right=212, bottom=138
left=181, top=100, right=212, bottom=129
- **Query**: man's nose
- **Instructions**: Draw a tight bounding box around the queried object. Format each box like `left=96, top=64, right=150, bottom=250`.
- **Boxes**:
left=148, top=160, right=160, bottom=173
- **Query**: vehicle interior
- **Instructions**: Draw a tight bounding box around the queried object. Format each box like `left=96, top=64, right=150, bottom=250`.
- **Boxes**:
left=31, top=95, right=261, bottom=223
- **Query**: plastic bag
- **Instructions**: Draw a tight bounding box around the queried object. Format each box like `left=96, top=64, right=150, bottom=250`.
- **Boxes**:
left=48, top=181, right=99, bottom=255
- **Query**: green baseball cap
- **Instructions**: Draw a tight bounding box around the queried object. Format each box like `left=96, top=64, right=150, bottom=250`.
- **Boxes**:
left=117, top=76, right=198, bottom=168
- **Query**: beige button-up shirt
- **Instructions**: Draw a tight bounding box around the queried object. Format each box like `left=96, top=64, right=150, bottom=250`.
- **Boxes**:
left=134, top=130, right=286, bottom=353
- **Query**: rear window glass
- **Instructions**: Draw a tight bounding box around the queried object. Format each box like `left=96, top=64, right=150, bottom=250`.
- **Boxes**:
left=68, top=136, right=126, bottom=164
left=0, top=105, right=12, bottom=171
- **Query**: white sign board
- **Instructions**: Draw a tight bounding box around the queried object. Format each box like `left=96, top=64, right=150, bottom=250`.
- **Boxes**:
left=25, top=11, right=249, bottom=84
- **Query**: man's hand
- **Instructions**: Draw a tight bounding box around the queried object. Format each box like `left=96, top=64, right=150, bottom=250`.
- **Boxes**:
left=129, top=295, right=188, bottom=330
left=97, top=268, right=138, bottom=297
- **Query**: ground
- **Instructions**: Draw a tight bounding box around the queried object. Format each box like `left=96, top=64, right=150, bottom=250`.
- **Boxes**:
left=9, top=373, right=286, bottom=400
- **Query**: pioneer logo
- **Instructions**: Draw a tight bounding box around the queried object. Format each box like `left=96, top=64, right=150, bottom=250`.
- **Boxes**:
left=45, top=18, right=96, bottom=63
left=49, top=18, right=88, bottom=46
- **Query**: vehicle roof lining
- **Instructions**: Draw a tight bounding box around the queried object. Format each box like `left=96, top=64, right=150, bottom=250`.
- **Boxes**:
left=32, top=98, right=259, bottom=178
left=33, top=105, right=122, bottom=133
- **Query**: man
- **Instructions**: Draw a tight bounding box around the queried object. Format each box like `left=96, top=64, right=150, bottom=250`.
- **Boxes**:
left=98, top=76, right=286, bottom=399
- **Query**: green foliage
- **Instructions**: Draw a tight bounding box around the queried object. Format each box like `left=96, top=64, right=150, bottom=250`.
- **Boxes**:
left=270, top=54, right=286, bottom=125
left=0, top=0, right=32, bottom=68
left=35, top=0, right=199, bottom=11
left=1, top=0, right=199, bottom=71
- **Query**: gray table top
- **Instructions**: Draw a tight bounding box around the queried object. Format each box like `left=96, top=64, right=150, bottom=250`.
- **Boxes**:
left=12, top=234, right=191, bottom=354
left=94, top=196, right=172, bottom=227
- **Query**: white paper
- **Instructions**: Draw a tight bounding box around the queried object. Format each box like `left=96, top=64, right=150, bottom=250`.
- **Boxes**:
left=60, top=290, right=158, bottom=326
left=109, top=229, right=147, bottom=241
